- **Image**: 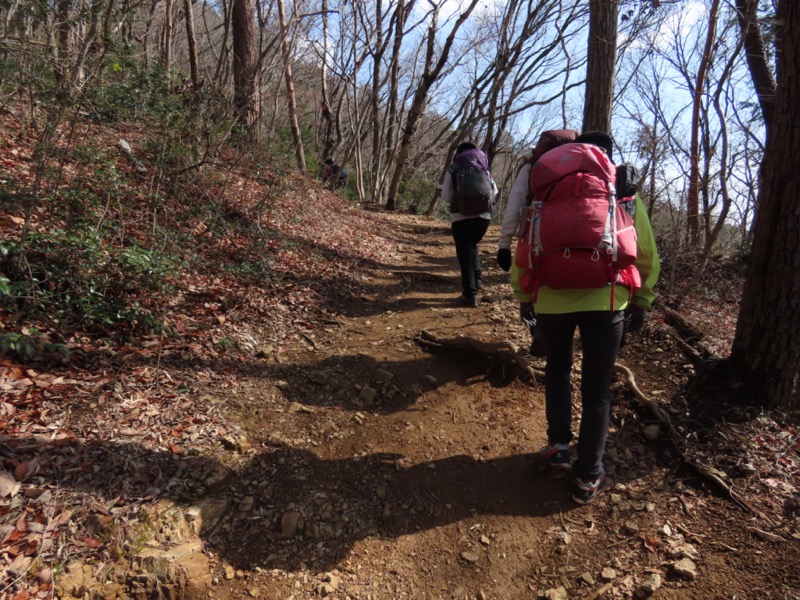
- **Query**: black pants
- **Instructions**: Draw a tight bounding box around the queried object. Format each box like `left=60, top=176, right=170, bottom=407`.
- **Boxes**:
left=451, top=217, right=489, bottom=297
left=537, top=310, right=624, bottom=480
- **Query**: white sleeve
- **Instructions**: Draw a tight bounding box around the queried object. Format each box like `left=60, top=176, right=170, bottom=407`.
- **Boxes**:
left=497, top=163, right=530, bottom=250
left=440, top=169, right=453, bottom=205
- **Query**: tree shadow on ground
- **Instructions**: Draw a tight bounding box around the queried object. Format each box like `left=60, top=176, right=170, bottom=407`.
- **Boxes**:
left=111, top=343, right=525, bottom=415
left=318, top=253, right=505, bottom=318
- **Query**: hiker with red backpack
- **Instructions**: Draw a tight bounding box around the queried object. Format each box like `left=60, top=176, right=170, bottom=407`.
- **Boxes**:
left=497, top=130, right=580, bottom=355
left=441, top=142, right=498, bottom=307
left=513, top=131, right=660, bottom=504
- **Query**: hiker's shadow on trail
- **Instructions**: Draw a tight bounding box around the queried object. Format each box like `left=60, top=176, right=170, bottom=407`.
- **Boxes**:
left=213, top=447, right=573, bottom=571
left=73, top=427, right=646, bottom=572
left=14, top=415, right=652, bottom=575
left=31, top=440, right=584, bottom=573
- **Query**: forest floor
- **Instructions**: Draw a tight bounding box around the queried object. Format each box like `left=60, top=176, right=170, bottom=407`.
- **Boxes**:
left=1, top=112, right=799, bottom=599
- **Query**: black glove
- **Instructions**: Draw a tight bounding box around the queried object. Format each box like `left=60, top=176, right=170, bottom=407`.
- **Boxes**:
left=519, top=302, right=536, bottom=329
left=496, top=248, right=512, bottom=272
left=626, top=305, right=646, bottom=333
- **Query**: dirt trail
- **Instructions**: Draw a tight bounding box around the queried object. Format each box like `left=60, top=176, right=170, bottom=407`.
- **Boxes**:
left=28, top=212, right=796, bottom=600
left=195, top=214, right=798, bottom=599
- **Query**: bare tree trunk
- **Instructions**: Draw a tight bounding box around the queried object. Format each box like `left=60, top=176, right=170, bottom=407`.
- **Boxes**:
left=213, top=0, right=232, bottom=87
left=183, top=0, right=200, bottom=87
left=679, top=40, right=743, bottom=299
left=277, top=0, right=306, bottom=172
left=385, top=0, right=480, bottom=210
left=370, top=0, right=384, bottom=179
left=582, top=0, right=617, bottom=132
left=731, top=0, right=800, bottom=410
left=162, top=0, right=173, bottom=70
left=232, top=0, right=260, bottom=135
left=69, top=0, right=102, bottom=88
left=318, top=0, right=335, bottom=163
left=686, top=0, right=720, bottom=247
left=378, top=0, right=409, bottom=204
left=55, top=0, right=71, bottom=86
left=647, top=115, right=658, bottom=217
left=735, top=0, right=777, bottom=132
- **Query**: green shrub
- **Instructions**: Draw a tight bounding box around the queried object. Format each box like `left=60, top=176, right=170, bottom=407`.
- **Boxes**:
left=0, top=229, right=174, bottom=329
left=87, top=63, right=176, bottom=122
left=397, top=178, right=438, bottom=214
left=0, top=329, right=69, bottom=360
left=225, top=258, right=273, bottom=284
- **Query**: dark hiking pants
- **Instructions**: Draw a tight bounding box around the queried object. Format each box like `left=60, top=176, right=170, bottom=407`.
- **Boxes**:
left=537, top=310, right=625, bottom=480
left=451, top=217, right=489, bottom=298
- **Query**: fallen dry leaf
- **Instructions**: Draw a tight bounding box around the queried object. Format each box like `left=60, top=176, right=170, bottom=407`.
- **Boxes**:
left=14, top=462, right=29, bottom=480
left=751, top=528, right=786, bottom=543
left=0, top=470, right=19, bottom=497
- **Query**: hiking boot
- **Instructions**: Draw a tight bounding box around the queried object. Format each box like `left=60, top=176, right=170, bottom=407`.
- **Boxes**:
left=476, top=278, right=483, bottom=290
left=536, top=443, right=570, bottom=469
left=572, top=472, right=606, bottom=505
left=460, top=294, right=479, bottom=308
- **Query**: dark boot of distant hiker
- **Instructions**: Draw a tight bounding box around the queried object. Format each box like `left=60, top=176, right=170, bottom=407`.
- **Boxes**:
left=460, top=293, right=479, bottom=308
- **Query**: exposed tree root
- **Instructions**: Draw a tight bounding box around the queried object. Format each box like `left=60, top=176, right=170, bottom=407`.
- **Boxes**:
left=661, top=306, right=719, bottom=366
left=662, top=307, right=705, bottom=342
left=414, top=330, right=544, bottom=382
left=393, top=270, right=454, bottom=283
left=614, top=363, right=755, bottom=514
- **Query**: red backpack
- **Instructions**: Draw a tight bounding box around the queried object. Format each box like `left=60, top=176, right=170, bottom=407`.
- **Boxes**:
left=511, top=130, right=579, bottom=238
left=515, top=142, right=640, bottom=308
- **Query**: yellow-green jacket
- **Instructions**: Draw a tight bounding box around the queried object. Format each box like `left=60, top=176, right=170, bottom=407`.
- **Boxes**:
left=511, top=194, right=660, bottom=313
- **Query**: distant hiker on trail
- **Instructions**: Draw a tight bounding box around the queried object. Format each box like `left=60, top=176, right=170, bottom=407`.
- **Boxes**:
left=440, top=142, right=498, bottom=308
left=497, top=130, right=579, bottom=356
left=323, top=158, right=348, bottom=189
left=513, top=131, right=660, bottom=504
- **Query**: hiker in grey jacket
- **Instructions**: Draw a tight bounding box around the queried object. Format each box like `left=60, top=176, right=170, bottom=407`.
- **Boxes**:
left=497, top=145, right=536, bottom=258
left=496, top=145, right=545, bottom=354
left=440, top=142, right=498, bottom=307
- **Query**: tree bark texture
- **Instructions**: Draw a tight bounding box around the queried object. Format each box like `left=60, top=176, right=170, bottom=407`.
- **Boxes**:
left=277, top=0, right=306, bottom=171
left=380, top=0, right=409, bottom=204
left=731, top=0, right=800, bottom=410
left=735, top=0, right=777, bottom=132
left=162, top=0, right=173, bottom=70
left=183, top=0, right=200, bottom=87
left=232, top=0, right=260, bottom=135
left=318, top=0, right=335, bottom=163
left=686, top=0, right=721, bottom=247
left=385, top=0, right=479, bottom=210
left=56, top=0, right=71, bottom=86
left=582, top=0, right=617, bottom=133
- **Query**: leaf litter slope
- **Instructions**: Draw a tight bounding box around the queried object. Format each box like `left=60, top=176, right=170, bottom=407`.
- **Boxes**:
left=0, top=109, right=797, bottom=597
